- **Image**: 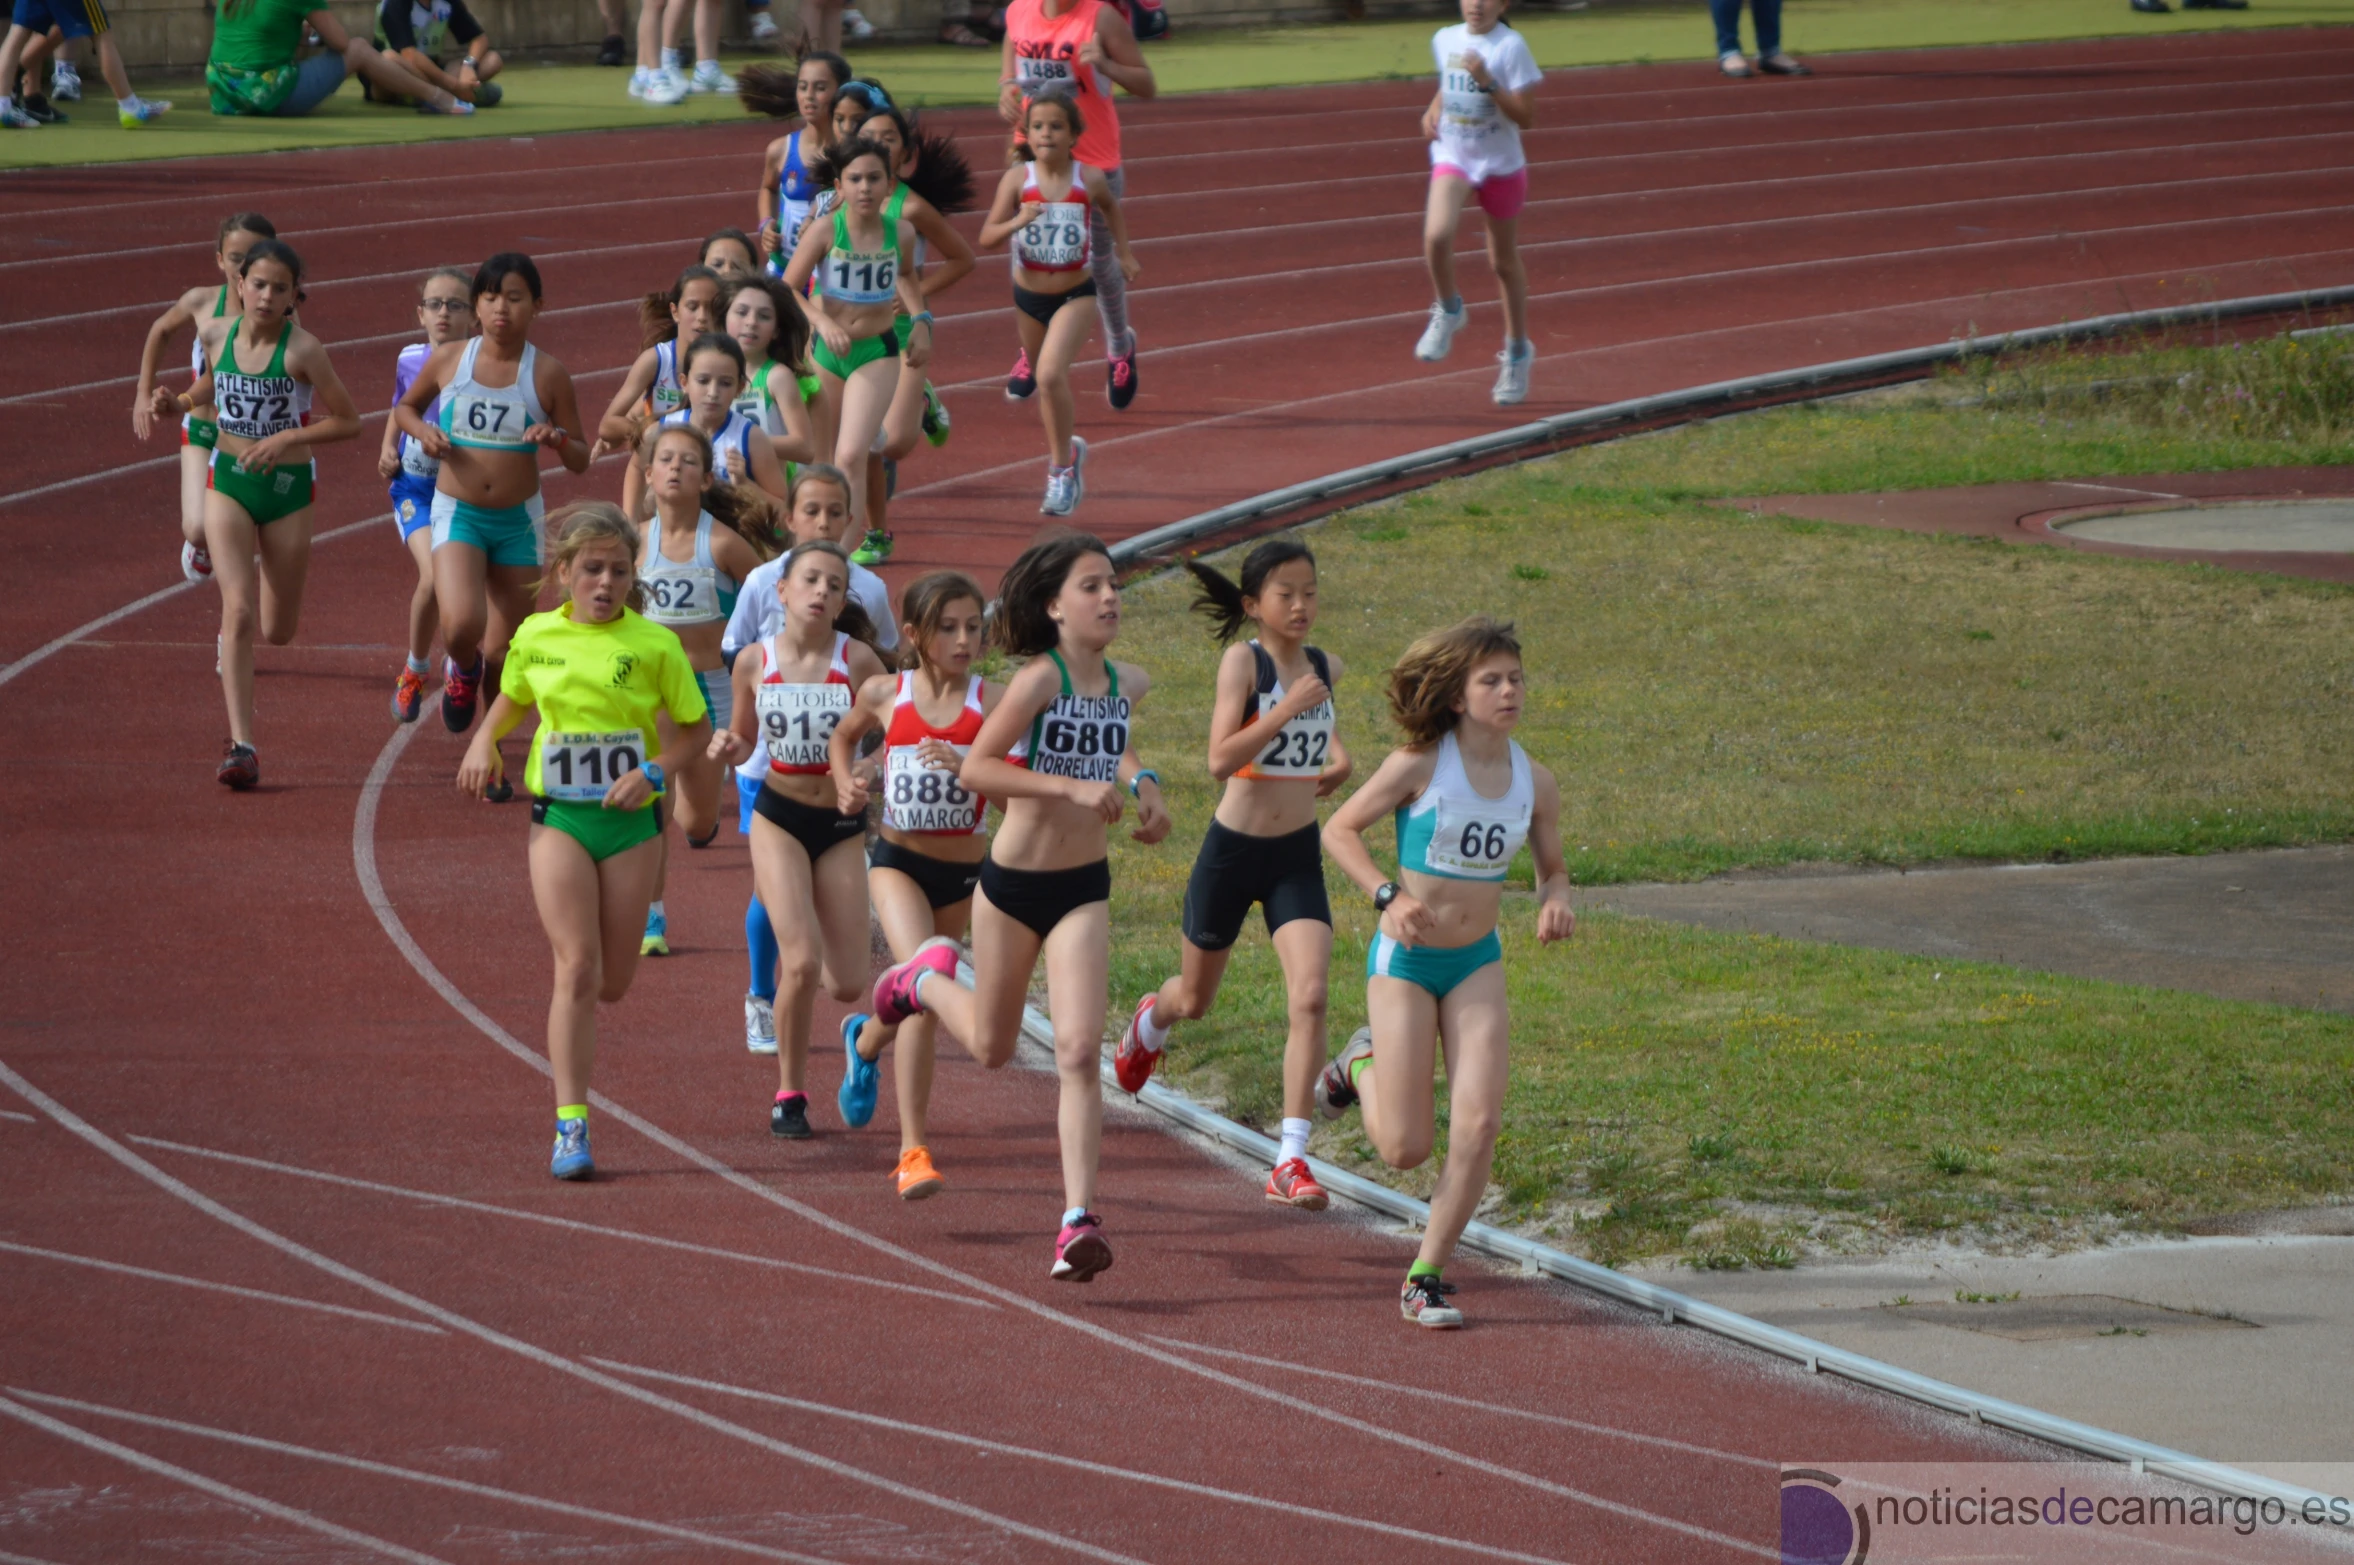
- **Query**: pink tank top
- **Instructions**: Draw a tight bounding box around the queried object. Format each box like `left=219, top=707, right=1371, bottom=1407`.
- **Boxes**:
left=1006, top=0, right=1123, bottom=172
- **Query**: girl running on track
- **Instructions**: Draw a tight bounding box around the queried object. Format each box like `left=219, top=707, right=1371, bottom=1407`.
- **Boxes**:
left=699, top=226, right=760, bottom=283
left=1317, top=616, right=1575, bottom=1328
left=633, top=419, right=774, bottom=958
left=722, top=274, right=819, bottom=474
left=383, top=266, right=473, bottom=724
left=457, top=502, right=713, bottom=1182
left=1114, top=538, right=1351, bottom=1211
left=722, top=465, right=899, bottom=1058
left=828, top=75, right=887, bottom=148
left=846, top=99, right=975, bottom=566
left=827, top=571, right=1001, bottom=1199
left=396, top=251, right=593, bottom=739
left=1000, top=0, right=1152, bottom=410
left=652, top=332, right=791, bottom=503
left=166, top=239, right=362, bottom=790
left=597, top=262, right=724, bottom=462
left=741, top=52, right=850, bottom=276
left=1415, top=0, right=1541, bottom=406
left=865, top=531, right=1172, bottom=1280
left=977, top=88, right=1136, bottom=518
left=781, top=134, right=932, bottom=548
left=707, top=538, right=889, bottom=1141
left=131, top=211, right=277, bottom=586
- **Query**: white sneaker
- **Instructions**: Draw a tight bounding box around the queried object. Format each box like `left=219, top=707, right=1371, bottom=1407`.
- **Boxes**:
left=52, top=61, right=80, bottom=101
left=628, top=65, right=648, bottom=98
left=842, top=7, right=878, bottom=38
left=745, top=993, right=778, bottom=1055
left=1414, top=301, right=1465, bottom=363
left=1041, top=462, right=1077, bottom=517
left=1493, top=343, right=1532, bottom=406
left=643, top=68, right=689, bottom=105
left=1068, top=436, right=1087, bottom=510
left=690, top=62, right=736, bottom=94
left=180, top=540, right=213, bottom=583
left=749, top=10, right=780, bottom=40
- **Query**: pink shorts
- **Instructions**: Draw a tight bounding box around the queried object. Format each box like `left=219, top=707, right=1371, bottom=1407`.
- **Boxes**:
left=1433, top=164, right=1528, bottom=220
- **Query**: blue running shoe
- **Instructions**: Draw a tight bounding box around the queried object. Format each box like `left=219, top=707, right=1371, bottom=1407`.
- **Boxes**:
left=838, top=1013, right=879, bottom=1128
left=550, top=1118, right=593, bottom=1180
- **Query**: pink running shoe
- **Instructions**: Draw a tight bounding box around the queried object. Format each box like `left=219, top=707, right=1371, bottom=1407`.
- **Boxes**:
left=872, top=935, right=960, bottom=1026
left=1052, top=1212, right=1112, bottom=1282
left=1112, top=992, right=1161, bottom=1095
left=1005, top=348, right=1036, bottom=402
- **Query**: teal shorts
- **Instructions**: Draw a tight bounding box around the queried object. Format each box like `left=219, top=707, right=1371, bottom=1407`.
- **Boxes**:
left=1367, top=929, right=1502, bottom=1000
left=431, top=489, right=544, bottom=568
left=696, top=666, right=733, bottom=731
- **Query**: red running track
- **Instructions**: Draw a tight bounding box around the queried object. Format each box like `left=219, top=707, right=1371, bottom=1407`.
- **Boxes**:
left=3, top=30, right=2352, bottom=1560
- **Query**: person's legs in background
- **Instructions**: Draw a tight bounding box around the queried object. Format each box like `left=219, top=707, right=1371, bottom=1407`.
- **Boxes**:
left=743, top=0, right=779, bottom=44
left=596, top=0, right=627, bottom=63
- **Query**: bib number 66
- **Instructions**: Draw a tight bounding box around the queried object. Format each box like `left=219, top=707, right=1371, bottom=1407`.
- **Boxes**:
left=1457, top=821, right=1509, bottom=862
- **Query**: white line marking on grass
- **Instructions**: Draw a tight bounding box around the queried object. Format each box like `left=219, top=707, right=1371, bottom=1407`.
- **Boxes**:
left=0, top=1239, right=444, bottom=1334
left=126, top=1134, right=994, bottom=1310
left=2051, top=481, right=2188, bottom=500
left=0, top=1393, right=452, bottom=1564
left=4, top=1389, right=854, bottom=1565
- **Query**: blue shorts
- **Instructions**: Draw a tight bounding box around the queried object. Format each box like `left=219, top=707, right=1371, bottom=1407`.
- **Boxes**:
left=1367, top=929, right=1502, bottom=1000
left=390, top=475, right=436, bottom=542
left=14, top=0, right=104, bottom=40
left=430, top=490, right=544, bottom=568
left=736, top=771, right=764, bottom=836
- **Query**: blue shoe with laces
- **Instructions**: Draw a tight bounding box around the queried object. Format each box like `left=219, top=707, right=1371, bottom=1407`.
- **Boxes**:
left=550, top=1118, right=593, bottom=1180
left=838, top=1013, right=879, bottom=1128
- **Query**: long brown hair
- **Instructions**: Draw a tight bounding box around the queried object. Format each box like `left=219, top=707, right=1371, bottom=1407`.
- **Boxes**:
left=773, top=539, right=886, bottom=664
left=895, top=570, right=987, bottom=673
left=639, top=264, right=720, bottom=351
left=1387, top=616, right=1522, bottom=747
left=993, top=530, right=1112, bottom=657
left=634, top=422, right=785, bottom=561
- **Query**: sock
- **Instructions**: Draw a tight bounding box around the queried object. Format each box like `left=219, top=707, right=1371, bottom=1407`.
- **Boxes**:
left=1508, top=337, right=1534, bottom=361
left=696, top=58, right=720, bottom=74
left=1348, top=1053, right=1373, bottom=1090
left=1408, top=1259, right=1442, bottom=1281
left=557, top=1104, right=589, bottom=1123
left=117, top=96, right=137, bottom=113
left=1442, top=294, right=1464, bottom=315
left=1, top=98, right=15, bottom=114
left=630, top=65, right=647, bottom=86
left=1135, top=999, right=1170, bottom=1053
left=1278, top=1117, right=1311, bottom=1166
left=405, top=654, right=431, bottom=675
left=746, top=896, right=779, bottom=1002
left=647, top=899, right=665, bottom=924
left=775, top=1090, right=805, bottom=1106
left=660, top=46, right=681, bottom=70
left=1061, top=1206, right=1088, bottom=1228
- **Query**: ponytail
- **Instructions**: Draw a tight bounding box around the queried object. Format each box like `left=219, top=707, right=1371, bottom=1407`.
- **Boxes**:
left=1185, top=536, right=1316, bottom=644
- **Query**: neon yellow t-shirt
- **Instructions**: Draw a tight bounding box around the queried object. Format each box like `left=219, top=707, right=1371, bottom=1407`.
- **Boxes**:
left=501, top=603, right=707, bottom=805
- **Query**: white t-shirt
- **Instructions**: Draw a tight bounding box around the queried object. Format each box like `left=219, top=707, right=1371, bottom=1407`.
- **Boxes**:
left=723, top=555, right=898, bottom=781
left=1429, top=22, right=1542, bottom=184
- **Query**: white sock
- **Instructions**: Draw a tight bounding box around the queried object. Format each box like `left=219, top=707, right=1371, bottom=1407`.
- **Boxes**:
left=1061, top=1206, right=1088, bottom=1227
left=697, top=58, right=720, bottom=74
left=1136, top=999, right=1170, bottom=1053
left=1279, top=1118, right=1311, bottom=1166
left=660, top=46, right=680, bottom=69
left=117, top=96, right=137, bottom=112
left=648, top=900, right=665, bottom=920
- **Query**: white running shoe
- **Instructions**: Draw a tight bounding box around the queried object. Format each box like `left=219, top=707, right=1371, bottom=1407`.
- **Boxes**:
left=1041, top=462, right=1078, bottom=517
left=119, top=96, right=171, bottom=127
left=745, top=993, right=778, bottom=1055
left=842, top=7, right=878, bottom=38
left=180, top=540, right=213, bottom=584
left=1068, top=436, right=1087, bottom=510
left=628, top=65, right=649, bottom=98
left=644, top=67, right=689, bottom=105
left=1414, top=301, right=1466, bottom=363
left=1493, top=343, right=1533, bottom=406
left=749, top=9, right=780, bottom=40
left=691, top=62, right=737, bottom=94
left=51, top=61, right=80, bottom=101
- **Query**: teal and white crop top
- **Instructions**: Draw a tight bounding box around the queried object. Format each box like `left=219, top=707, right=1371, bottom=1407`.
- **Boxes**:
left=437, top=338, right=547, bottom=453
left=1395, top=731, right=1533, bottom=882
left=638, top=511, right=740, bottom=628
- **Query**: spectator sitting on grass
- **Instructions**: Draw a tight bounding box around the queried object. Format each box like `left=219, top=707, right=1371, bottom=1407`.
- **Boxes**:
left=206, top=0, right=471, bottom=118
left=367, top=0, right=503, bottom=107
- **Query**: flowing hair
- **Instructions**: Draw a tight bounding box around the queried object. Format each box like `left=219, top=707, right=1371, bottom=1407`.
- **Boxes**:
left=1387, top=617, right=1522, bottom=747
left=854, top=103, right=978, bottom=214
left=639, top=263, right=721, bottom=351
left=1185, top=537, right=1315, bottom=645
left=722, top=273, right=812, bottom=380
left=635, top=422, right=785, bottom=561
left=994, top=530, right=1113, bottom=657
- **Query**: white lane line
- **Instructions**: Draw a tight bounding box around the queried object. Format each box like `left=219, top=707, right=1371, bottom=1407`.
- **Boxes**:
left=0, top=1061, right=1152, bottom=1565
left=0, top=1393, right=451, bottom=1564
left=0, top=1549, right=71, bottom=1565
left=1144, top=1336, right=1773, bottom=1469
left=5, top=1388, right=852, bottom=1565
left=127, top=1134, right=995, bottom=1310
left=0, top=1239, right=444, bottom=1335
left=351, top=725, right=1771, bottom=1559
left=0, top=1107, right=35, bottom=1123
left=589, top=1358, right=1580, bottom=1565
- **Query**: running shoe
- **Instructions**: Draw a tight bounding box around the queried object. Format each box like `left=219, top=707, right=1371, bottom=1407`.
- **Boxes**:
left=1414, top=300, right=1466, bottom=363
left=641, top=905, right=669, bottom=957
left=842, top=6, right=878, bottom=38
left=1493, top=343, right=1533, bottom=407
left=1051, top=1212, right=1112, bottom=1282
left=895, top=1145, right=945, bottom=1200
left=628, top=65, right=649, bottom=96
left=1265, top=1158, right=1330, bottom=1211
left=1316, top=1026, right=1373, bottom=1118
left=838, top=1012, right=880, bottom=1128
left=1106, top=345, right=1139, bottom=411
left=180, top=541, right=213, bottom=583
left=0, top=102, right=41, bottom=129
left=745, top=993, right=778, bottom=1055
left=1068, top=436, right=1087, bottom=509
left=872, top=936, right=960, bottom=1026
left=1005, top=348, right=1036, bottom=401
left=749, top=9, right=781, bottom=40
left=51, top=61, right=80, bottom=100
left=551, top=1118, right=595, bottom=1180
left=597, top=33, right=627, bottom=64
left=23, top=96, right=63, bottom=123
left=1718, top=50, right=1753, bottom=77
left=851, top=528, right=893, bottom=565
left=441, top=655, right=484, bottom=733
left=690, top=62, right=737, bottom=94
left=1112, top=992, right=1162, bottom=1095
left=1041, top=464, right=1077, bottom=517
left=485, top=774, right=514, bottom=804
left=1756, top=51, right=1812, bottom=74
left=770, top=1091, right=813, bottom=1139
left=217, top=740, right=259, bottom=791
left=1400, top=1273, right=1464, bottom=1328
left=469, top=81, right=503, bottom=108
left=920, top=382, right=951, bottom=446
left=641, top=67, right=689, bottom=105
left=391, top=666, right=428, bottom=724
left=119, top=96, right=171, bottom=127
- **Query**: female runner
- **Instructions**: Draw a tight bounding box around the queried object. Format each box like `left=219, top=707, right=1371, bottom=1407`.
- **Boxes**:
left=396, top=251, right=593, bottom=736
left=457, top=503, right=712, bottom=1181
left=652, top=332, right=790, bottom=504
left=167, top=239, right=362, bottom=789
left=781, top=134, right=932, bottom=548
left=723, top=274, right=819, bottom=475
left=828, top=572, right=1000, bottom=1199
left=845, top=99, right=974, bottom=566
left=132, top=211, right=277, bottom=585
left=866, top=532, right=1171, bottom=1278
left=1115, top=538, right=1351, bottom=1210
left=634, top=420, right=773, bottom=957
left=596, top=262, right=725, bottom=474
left=708, top=539, right=888, bottom=1141
left=1318, top=616, right=1575, bottom=1328
left=976, top=89, right=1136, bottom=518
left=1416, top=0, right=1542, bottom=405
left=741, top=52, right=849, bottom=276
left=699, top=227, right=761, bottom=284
left=381, top=266, right=473, bottom=724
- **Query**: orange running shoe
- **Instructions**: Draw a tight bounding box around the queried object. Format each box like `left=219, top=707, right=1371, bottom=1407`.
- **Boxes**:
left=1264, top=1157, right=1328, bottom=1211
left=894, top=1145, right=944, bottom=1201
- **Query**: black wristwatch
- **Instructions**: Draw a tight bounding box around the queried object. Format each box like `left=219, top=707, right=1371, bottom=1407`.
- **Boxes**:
left=1373, top=881, right=1401, bottom=913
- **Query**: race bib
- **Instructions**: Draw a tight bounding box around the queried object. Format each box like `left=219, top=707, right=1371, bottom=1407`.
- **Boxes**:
left=540, top=729, right=646, bottom=802
left=759, top=683, right=850, bottom=768
left=1249, top=694, right=1333, bottom=777
left=641, top=567, right=718, bottom=625
left=823, top=247, right=898, bottom=306
left=1027, top=694, right=1128, bottom=784
left=1016, top=200, right=1089, bottom=271
left=214, top=373, right=298, bottom=440
left=1422, top=794, right=1528, bottom=879
left=1015, top=54, right=1072, bottom=90
left=399, top=434, right=440, bottom=479
left=444, top=388, right=534, bottom=449
left=882, top=744, right=979, bottom=833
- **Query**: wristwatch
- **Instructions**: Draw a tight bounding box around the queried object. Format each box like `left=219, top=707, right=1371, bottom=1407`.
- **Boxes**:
left=640, top=762, right=666, bottom=792
left=1373, top=881, right=1401, bottom=913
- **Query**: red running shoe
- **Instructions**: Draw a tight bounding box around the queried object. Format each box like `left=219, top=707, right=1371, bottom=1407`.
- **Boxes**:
left=1264, top=1158, right=1328, bottom=1211
left=441, top=655, right=485, bottom=733
left=1052, top=1212, right=1112, bottom=1282
left=872, top=935, right=959, bottom=1026
left=1005, top=348, right=1036, bottom=402
left=1111, top=992, right=1162, bottom=1095
left=390, top=666, right=428, bottom=724
left=217, top=740, right=258, bottom=791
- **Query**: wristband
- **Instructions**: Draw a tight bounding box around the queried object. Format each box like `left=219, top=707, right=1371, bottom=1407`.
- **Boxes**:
left=913, top=310, right=934, bottom=326
left=1128, top=768, right=1159, bottom=797
left=640, top=762, right=666, bottom=793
